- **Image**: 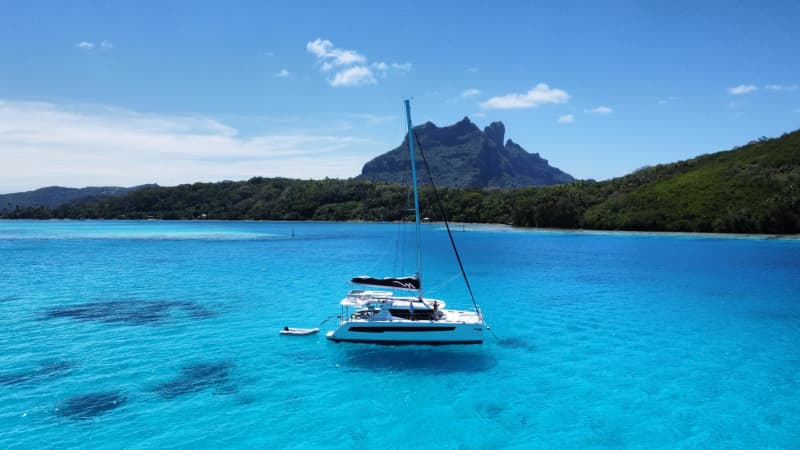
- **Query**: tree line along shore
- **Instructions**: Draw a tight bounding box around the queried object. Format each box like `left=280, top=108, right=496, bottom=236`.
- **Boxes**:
left=3, top=129, right=798, bottom=234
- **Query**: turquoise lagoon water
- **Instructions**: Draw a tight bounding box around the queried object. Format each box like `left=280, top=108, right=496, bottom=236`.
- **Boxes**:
left=1, top=220, right=798, bottom=448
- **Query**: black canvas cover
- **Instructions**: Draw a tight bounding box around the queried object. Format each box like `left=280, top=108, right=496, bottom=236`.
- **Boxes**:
left=350, top=275, right=420, bottom=290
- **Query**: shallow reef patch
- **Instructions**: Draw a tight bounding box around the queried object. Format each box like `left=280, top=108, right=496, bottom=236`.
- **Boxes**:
left=496, top=337, right=537, bottom=352
left=55, top=391, right=126, bottom=420
left=474, top=400, right=506, bottom=419
left=0, top=360, right=75, bottom=386
left=152, top=361, right=235, bottom=399
left=43, top=300, right=216, bottom=325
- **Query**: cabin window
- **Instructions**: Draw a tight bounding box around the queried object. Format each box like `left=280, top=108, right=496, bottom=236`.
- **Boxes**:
left=389, top=309, right=435, bottom=321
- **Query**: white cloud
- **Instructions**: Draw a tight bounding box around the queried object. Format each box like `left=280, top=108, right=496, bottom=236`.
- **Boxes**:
left=657, top=96, right=679, bottom=105
left=274, top=69, right=291, bottom=78
left=306, top=38, right=366, bottom=71
left=728, top=84, right=758, bottom=95
left=329, top=66, right=376, bottom=87
left=585, top=106, right=613, bottom=114
left=466, top=67, right=479, bottom=73
left=100, top=40, right=113, bottom=49
left=558, top=114, right=575, bottom=124
left=764, top=84, right=798, bottom=92
left=480, top=83, right=570, bottom=109
left=76, top=41, right=95, bottom=50
left=460, top=88, right=481, bottom=98
left=0, top=99, right=368, bottom=193
left=306, top=38, right=409, bottom=87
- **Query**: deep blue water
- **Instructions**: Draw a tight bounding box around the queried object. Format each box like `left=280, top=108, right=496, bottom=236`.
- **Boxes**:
left=1, top=220, right=798, bottom=448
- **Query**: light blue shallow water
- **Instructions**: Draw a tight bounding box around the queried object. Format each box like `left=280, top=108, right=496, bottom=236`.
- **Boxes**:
left=1, top=220, right=798, bottom=448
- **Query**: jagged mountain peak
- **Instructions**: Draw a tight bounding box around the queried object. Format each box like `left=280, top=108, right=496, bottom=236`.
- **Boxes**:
left=357, top=118, right=574, bottom=188
left=483, top=122, right=505, bottom=150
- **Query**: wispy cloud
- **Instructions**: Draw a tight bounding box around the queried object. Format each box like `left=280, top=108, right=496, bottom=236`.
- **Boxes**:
left=306, top=38, right=410, bottom=87
left=764, top=84, right=798, bottom=92
left=728, top=84, right=758, bottom=95
left=460, top=88, right=482, bottom=98
left=466, top=67, right=479, bottom=73
left=585, top=106, right=613, bottom=115
left=76, top=40, right=112, bottom=51
left=657, top=96, right=679, bottom=105
left=346, top=113, right=396, bottom=127
left=446, top=88, right=482, bottom=104
left=558, top=114, right=575, bottom=124
left=480, top=83, right=569, bottom=109
left=274, top=69, right=292, bottom=78
left=0, top=99, right=368, bottom=193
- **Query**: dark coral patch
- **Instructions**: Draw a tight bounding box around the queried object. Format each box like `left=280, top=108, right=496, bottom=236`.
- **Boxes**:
left=475, top=401, right=505, bottom=418
left=153, top=362, right=234, bottom=399
left=497, top=337, right=537, bottom=352
left=55, top=392, right=126, bottom=420
left=0, top=360, right=75, bottom=386
left=43, top=300, right=215, bottom=325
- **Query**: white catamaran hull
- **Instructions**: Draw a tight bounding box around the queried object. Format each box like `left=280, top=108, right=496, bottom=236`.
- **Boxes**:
left=326, top=321, right=483, bottom=345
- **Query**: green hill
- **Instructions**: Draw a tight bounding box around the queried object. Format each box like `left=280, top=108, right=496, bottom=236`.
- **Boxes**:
left=586, top=130, right=800, bottom=233
left=0, top=185, right=155, bottom=212
left=2, top=129, right=798, bottom=234
left=509, top=129, right=799, bottom=233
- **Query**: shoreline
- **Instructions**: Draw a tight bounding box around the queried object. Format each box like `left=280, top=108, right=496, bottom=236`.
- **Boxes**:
left=1, top=218, right=798, bottom=240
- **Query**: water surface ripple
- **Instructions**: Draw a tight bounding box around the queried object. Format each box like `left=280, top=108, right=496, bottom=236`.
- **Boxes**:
left=1, top=220, right=798, bottom=448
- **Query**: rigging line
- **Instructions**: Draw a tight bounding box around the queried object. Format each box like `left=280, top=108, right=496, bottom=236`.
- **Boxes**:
left=319, top=315, right=339, bottom=326
left=413, top=131, right=484, bottom=324
left=393, top=141, right=409, bottom=276
left=425, top=271, right=462, bottom=295
left=393, top=122, right=412, bottom=277
left=390, top=101, right=408, bottom=277
left=485, top=321, right=500, bottom=340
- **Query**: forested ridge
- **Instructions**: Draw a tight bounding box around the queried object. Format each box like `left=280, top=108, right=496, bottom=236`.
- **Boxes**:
left=3, top=129, right=799, bottom=234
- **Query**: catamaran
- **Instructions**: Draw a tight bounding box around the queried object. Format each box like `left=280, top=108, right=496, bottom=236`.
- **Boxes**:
left=326, top=100, right=485, bottom=345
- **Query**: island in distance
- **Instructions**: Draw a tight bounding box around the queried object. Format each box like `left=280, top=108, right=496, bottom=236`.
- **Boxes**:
left=357, top=117, right=574, bottom=188
left=0, top=185, right=157, bottom=212
left=2, top=125, right=798, bottom=235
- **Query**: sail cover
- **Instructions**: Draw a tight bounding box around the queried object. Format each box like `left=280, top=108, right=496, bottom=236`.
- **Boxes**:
left=350, top=275, right=420, bottom=290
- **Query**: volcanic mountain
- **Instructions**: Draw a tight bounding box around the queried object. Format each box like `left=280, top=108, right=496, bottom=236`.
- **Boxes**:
left=356, top=117, right=574, bottom=187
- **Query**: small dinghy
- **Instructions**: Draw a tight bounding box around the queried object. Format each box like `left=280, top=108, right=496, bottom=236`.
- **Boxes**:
left=280, top=327, right=319, bottom=336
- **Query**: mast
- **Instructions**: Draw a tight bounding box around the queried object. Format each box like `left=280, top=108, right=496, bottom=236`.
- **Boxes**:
left=404, top=99, right=423, bottom=297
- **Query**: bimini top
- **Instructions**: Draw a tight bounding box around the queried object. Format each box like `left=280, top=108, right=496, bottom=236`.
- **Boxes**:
left=350, top=275, right=420, bottom=290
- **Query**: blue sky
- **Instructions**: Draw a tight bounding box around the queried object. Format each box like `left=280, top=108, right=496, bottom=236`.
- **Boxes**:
left=1, top=0, right=798, bottom=193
